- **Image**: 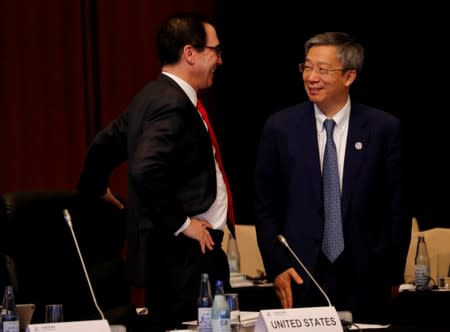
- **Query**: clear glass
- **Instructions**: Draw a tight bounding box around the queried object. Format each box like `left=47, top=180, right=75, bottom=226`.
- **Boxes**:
left=436, top=253, right=450, bottom=289
left=225, top=293, right=240, bottom=326
left=45, top=304, right=64, bottom=323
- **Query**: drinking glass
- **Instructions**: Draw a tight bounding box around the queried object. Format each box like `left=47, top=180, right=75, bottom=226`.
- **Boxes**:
left=45, top=304, right=64, bottom=323
left=436, top=253, right=450, bottom=290
left=225, top=293, right=240, bottom=326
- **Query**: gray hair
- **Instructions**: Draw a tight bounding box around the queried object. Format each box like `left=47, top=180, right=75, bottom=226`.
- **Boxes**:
left=305, top=32, right=364, bottom=73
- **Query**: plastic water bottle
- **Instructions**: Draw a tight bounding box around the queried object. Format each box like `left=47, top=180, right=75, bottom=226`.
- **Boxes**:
left=415, top=235, right=431, bottom=291
left=211, top=280, right=230, bottom=332
left=1, top=285, right=19, bottom=332
left=226, top=234, right=240, bottom=273
left=197, top=273, right=213, bottom=332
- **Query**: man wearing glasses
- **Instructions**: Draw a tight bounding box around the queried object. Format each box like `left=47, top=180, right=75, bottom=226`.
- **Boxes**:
left=77, top=13, right=232, bottom=331
left=254, top=32, right=411, bottom=324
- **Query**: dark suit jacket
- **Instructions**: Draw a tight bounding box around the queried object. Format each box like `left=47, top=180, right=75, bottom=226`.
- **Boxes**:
left=254, top=100, right=411, bottom=320
left=78, top=74, right=218, bottom=286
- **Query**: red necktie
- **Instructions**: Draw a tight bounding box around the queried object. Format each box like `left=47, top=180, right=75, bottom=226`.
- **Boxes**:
left=197, top=100, right=235, bottom=235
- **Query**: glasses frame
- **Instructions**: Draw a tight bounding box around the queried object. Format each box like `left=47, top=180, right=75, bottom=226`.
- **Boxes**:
left=203, top=44, right=223, bottom=57
left=299, top=63, right=347, bottom=76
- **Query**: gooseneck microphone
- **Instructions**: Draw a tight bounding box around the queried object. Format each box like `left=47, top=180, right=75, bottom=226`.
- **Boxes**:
left=277, top=234, right=332, bottom=306
left=63, top=209, right=106, bottom=320
left=277, top=234, right=353, bottom=329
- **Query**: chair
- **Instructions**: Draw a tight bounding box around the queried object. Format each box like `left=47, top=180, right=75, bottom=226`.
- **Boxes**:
left=0, top=190, right=137, bottom=328
left=404, top=217, right=450, bottom=285
left=222, top=225, right=266, bottom=278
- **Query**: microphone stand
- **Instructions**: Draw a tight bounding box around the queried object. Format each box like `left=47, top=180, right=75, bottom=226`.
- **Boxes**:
left=63, top=209, right=106, bottom=320
left=277, top=234, right=353, bottom=330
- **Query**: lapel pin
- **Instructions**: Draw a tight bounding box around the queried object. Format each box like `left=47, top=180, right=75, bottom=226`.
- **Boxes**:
left=355, top=142, right=363, bottom=150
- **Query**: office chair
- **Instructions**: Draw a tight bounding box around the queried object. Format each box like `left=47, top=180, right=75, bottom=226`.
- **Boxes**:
left=0, top=190, right=137, bottom=328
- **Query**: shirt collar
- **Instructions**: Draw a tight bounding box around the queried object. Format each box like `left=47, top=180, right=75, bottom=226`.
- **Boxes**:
left=315, top=96, right=351, bottom=132
left=162, top=71, right=197, bottom=107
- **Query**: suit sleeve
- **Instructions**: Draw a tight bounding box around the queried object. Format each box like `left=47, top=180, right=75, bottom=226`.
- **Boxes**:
left=77, top=111, right=128, bottom=198
left=386, top=120, right=412, bottom=285
left=254, top=115, right=293, bottom=280
left=128, top=103, right=190, bottom=234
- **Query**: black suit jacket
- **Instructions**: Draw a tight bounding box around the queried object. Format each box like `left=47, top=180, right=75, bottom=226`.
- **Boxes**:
left=255, top=100, right=411, bottom=321
left=78, top=74, right=218, bottom=286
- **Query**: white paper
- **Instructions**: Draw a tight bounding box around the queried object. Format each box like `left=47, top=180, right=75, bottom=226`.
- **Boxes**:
left=26, top=319, right=111, bottom=332
left=349, top=323, right=391, bottom=330
left=240, top=311, right=260, bottom=326
left=255, top=307, right=342, bottom=332
left=182, top=311, right=259, bottom=327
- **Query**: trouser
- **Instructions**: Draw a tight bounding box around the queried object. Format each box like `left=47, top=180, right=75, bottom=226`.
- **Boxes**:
left=145, top=229, right=231, bottom=331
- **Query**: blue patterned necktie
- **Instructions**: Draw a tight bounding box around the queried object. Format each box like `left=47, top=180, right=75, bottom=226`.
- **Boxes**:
left=322, top=119, right=344, bottom=262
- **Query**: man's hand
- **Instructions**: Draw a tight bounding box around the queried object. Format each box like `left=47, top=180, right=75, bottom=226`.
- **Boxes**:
left=182, top=217, right=214, bottom=253
left=101, top=188, right=125, bottom=209
left=274, top=268, right=303, bottom=308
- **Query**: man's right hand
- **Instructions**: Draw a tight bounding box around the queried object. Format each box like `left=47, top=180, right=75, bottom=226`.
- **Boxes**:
left=274, top=267, right=303, bottom=308
left=182, top=218, right=214, bottom=254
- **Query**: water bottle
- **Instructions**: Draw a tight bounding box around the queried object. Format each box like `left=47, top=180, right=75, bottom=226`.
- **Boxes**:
left=1, top=285, right=19, bottom=332
left=415, top=235, right=431, bottom=291
left=226, top=234, right=240, bottom=273
left=211, top=280, right=230, bottom=332
left=198, top=273, right=213, bottom=332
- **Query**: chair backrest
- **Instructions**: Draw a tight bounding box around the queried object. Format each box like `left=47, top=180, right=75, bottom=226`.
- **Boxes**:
left=404, top=217, right=450, bottom=285
left=0, top=190, right=132, bottom=324
left=222, top=224, right=266, bottom=278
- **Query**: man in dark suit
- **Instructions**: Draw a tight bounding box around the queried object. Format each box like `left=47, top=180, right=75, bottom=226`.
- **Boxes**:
left=254, top=32, right=411, bottom=324
left=77, top=13, right=234, bottom=331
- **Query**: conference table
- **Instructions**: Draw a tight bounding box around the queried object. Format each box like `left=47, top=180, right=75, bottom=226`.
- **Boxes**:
left=229, top=283, right=450, bottom=332
left=390, top=288, right=450, bottom=328
left=223, top=326, right=449, bottom=332
left=133, top=284, right=450, bottom=331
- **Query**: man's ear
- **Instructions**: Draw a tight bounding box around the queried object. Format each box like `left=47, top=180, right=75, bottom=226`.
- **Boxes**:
left=344, top=69, right=357, bottom=87
left=183, top=45, right=196, bottom=65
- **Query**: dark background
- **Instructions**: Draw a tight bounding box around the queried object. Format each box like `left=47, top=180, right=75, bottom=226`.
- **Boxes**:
left=215, top=1, right=448, bottom=229
left=1, top=1, right=447, bottom=230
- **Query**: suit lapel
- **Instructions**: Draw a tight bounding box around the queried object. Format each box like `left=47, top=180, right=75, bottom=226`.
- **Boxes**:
left=159, top=74, right=209, bottom=138
left=341, top=106, right=369, bottom=217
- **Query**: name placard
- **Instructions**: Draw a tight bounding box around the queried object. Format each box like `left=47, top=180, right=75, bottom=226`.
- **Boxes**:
left=26, top=319, right=111, bottom=332
left=255, top=306, right=343, bottom=332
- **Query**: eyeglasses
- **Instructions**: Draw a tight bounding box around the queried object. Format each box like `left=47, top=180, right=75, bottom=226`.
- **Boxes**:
left=204, top=44, right=223, bottom=57
left=299, top=63, right=347, bottom=76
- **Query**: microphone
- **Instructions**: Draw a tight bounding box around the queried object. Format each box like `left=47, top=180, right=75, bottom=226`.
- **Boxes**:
left=63, top=209, right=106, bottom=320
left=277, top=234, right=331, bottom=306
left=277, top=234, right=353, bottom=329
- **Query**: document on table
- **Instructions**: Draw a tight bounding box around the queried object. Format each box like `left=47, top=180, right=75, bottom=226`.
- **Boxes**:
left=182, top=311, right=259, bottom=327
left=239, top=311, right=259, bottom=326
left=350, top=323, right=391, bottom=330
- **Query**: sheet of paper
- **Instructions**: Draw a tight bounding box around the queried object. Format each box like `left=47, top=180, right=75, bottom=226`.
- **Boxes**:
left=182, top=311, right=260, bottom=327
left=240, top=311, right=259, bottom=326
left=350, top=323, right=391, bottom=330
